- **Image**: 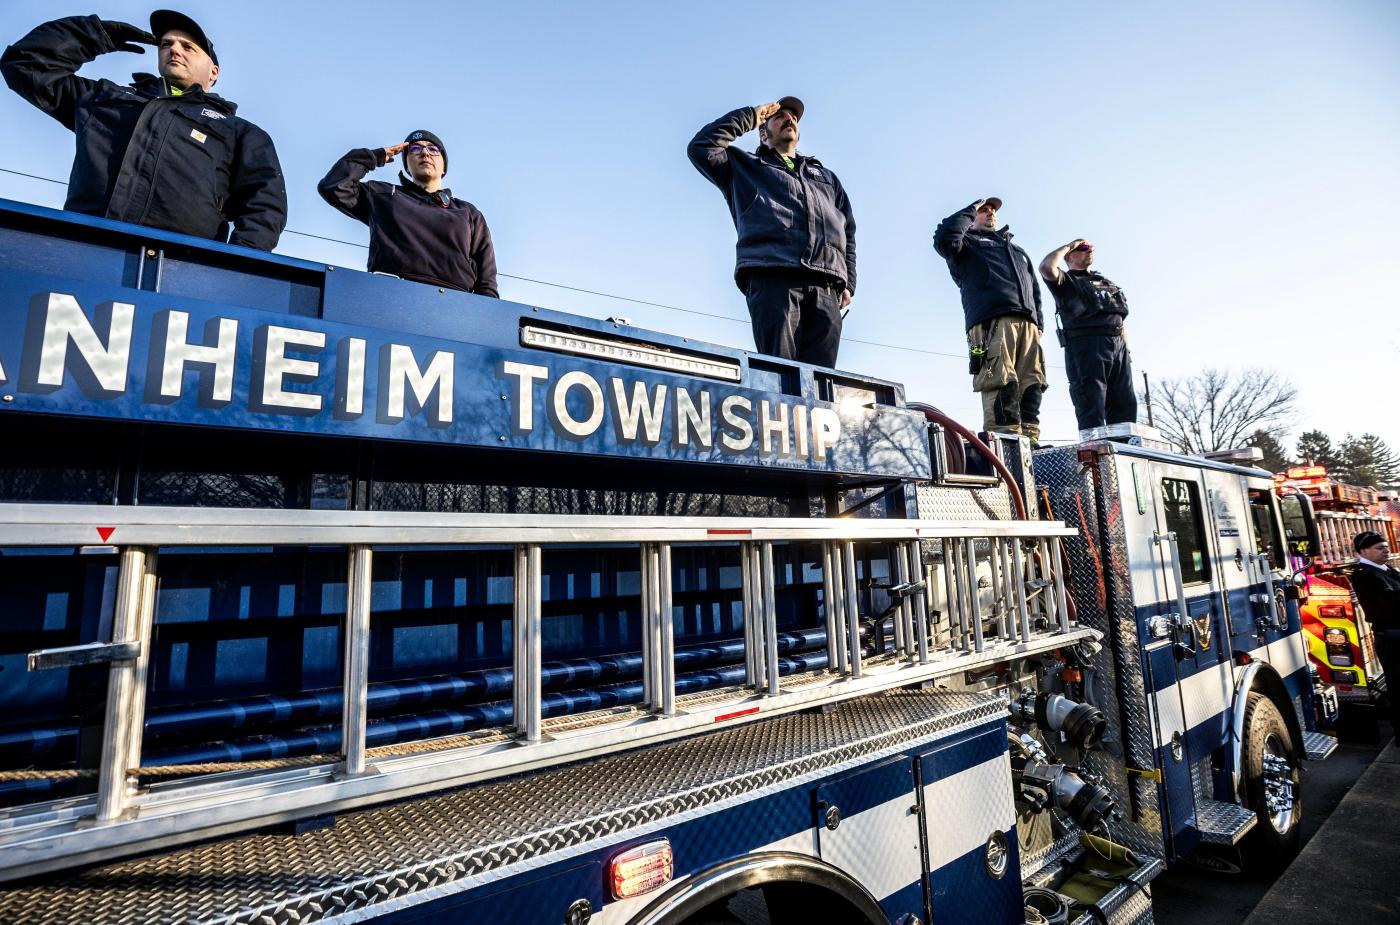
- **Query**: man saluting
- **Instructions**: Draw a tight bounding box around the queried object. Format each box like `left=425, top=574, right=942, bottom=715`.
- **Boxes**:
left=2, top=10, right=287, bottom=250
left=689, top=97, right=856, bottom=367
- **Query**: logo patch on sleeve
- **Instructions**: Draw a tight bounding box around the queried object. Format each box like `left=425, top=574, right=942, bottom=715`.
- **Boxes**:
left=190, top=129, right=207, bottom=144
left=200, top=108, right=226, bottom=120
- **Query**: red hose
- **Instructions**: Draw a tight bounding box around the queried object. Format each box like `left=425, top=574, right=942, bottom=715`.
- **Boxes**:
left=907, top=403, right=1079, bottom=623
left=908, top=403, right=1027, bottom=519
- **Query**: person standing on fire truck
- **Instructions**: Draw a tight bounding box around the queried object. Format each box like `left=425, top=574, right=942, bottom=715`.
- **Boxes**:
left=1351, top=532, right=1399, bottom=736
left=1, top=10, right=287, bottom=250
left=934, top=197, right=1046, bottom=442
left=319, top=130, right=499, bottom=297
left=688, top=97, right=857, bottom=367
left=1039, top=239, right=1137, bottom=432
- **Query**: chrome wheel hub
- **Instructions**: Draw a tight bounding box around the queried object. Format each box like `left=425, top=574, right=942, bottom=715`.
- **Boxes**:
left=1262, top=737, right=1296, bottom=834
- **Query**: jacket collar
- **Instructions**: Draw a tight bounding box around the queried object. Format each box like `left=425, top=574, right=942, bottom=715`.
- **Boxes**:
left=397, top=173, right=454, bottom=205
left=130, top=73, right=237, bottom=113
left=970, top=225, right=1013, bottom=241
left=755, top=144, right=813, bottom=167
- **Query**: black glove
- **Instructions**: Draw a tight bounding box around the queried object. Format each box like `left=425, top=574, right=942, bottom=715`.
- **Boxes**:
left=101, top=20, right=157, bottom=54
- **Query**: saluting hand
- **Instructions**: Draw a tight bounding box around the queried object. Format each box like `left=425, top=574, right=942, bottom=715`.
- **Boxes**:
left=1067, top=238, right=1087, bottom=250
left=383, top=142, right=410, bottom=164
left=101, top=20, right=157, bottom=54
left=754, top=102, right=781, bottom=123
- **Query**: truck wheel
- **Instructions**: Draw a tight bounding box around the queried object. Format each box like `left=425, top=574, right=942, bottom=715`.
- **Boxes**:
left=1241, top=692, right=1302, bottom=869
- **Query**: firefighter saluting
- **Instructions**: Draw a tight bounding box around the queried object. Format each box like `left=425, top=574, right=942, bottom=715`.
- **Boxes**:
left=1039, top=239, right=1137, bottom=433
left=1, top=10, right=287, bottom=251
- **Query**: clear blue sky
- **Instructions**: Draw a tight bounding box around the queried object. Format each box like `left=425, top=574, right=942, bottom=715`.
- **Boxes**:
left=2, top=1, right=1396, bottom=449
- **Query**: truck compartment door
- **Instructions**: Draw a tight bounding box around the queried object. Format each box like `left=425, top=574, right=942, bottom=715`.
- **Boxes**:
left=917, top=724, right=1021, bottom=925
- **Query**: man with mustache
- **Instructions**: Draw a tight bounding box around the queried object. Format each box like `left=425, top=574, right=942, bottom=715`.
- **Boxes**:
left=2, top=10, right=286, bottom=250
left=689, top=97, right=856, bottom=367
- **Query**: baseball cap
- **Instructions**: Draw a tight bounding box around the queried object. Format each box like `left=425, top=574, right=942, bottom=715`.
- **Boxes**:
left=980, top=197, right=1003, bottom=211
left=150, top=10, right=217, bottom=65
left=776, top=96, right=805, bottom=121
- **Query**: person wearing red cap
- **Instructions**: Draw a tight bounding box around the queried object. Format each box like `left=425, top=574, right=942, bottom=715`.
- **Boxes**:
left=688, top=97, right=857, bottom=367
left=1039, top=238, right=1137, bottom=433
left=1351, top=531, right=1399, bottom=737
left=1, top=10, right=286, bottom=250
left=318, top=130, right=498, bottom=297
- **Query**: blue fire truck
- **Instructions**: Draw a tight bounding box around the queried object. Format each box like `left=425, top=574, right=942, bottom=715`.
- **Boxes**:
left=0, top=199, right=1333, bottom=924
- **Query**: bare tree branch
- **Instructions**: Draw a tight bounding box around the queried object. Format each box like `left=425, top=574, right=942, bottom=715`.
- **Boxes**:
left=1144, top=368, right=1298, bottom=454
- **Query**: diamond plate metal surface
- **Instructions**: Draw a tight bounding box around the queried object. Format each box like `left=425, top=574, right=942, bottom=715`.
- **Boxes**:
left=916, top=482, right=1018, bottom=521
left=1033, top=446, right=1165, bottom=860
left=1303, top=730, right=1338, bottom=761
left=1194, top=798, right=1257, bottom=845
left=0, top=691, right=1004, bottom=925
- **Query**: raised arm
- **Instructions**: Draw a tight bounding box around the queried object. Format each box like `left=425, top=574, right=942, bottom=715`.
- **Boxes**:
left=1, top=15, right=153, bottom=128
left=1039, top=239, right=1084, bottom=286
left=932, top=200, right=982, bottom=260
left=686, top=103, right=777, bottom=186
left=225, top=123, right=288, bottom=251
left=317, top=146, right=399, bottom=224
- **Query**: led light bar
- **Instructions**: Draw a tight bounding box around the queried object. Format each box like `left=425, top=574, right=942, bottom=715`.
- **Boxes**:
left=521, top=325, right=741, bottom=382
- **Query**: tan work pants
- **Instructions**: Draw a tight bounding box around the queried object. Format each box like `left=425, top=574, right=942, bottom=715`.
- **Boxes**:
left=967, top=316, right=1047, bottom=442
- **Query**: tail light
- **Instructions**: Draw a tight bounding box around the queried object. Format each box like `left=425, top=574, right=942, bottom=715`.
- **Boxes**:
left=1324, top=627, right=1353, bottom=666
left=610, top=840, right=673, bottom=900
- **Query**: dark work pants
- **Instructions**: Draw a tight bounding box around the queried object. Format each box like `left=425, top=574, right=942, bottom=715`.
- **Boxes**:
left=1378, top=632, right=1400, bottom=737
left=1065, top=333, right=1137, bottom=431
left=743, top=271, right=844, bottom=367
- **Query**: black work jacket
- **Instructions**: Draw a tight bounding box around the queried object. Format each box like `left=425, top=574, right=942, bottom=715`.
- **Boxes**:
left=1352, top=562, right=1400, bottom=635
left=1, top=15, right=287, bottom=250
left=688, top=107, right=856, bottom=294
left=318, top=148, right=498, bottom=298
left=933, top=202, right=1043, bottom=330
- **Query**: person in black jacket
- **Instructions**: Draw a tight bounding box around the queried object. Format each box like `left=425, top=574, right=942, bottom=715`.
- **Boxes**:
left=933, top=199, right=1046, bottom=442
left=318, top=130, right=498, bottom=298
left=1039, top=239, right=1137, bottom=432
left=1, top=11, right=286, bottom=251
left=1351, top=531, right=1400, bottom=737
left=688, top=97, right=856, bottom=367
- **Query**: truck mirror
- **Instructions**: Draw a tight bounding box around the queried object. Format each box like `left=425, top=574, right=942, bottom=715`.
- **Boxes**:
left=1278, top=492, right=1320, bottom=559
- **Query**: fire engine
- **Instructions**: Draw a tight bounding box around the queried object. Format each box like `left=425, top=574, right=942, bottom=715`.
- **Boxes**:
left=0, top=199, right=1335, bottom=924
left=1276, top=465, right=1398, bottom=706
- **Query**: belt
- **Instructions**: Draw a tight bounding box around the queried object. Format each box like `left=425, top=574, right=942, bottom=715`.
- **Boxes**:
left=1063, top=324, right=1124, bottom=339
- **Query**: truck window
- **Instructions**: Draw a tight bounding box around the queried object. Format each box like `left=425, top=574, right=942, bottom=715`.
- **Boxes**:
left=1161, top=478, right=1211, bottom=584
left=1248, top=488, right=1284, bottom=570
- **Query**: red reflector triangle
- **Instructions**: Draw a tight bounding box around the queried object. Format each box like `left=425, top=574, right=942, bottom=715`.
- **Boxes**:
left=96, top=527, right=116, bottom=542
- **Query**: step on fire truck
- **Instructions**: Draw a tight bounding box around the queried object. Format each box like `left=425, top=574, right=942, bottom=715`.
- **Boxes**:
left=1276, top=465, right=1398, bottom=707
left=0, top=199, right=1335, bottom=924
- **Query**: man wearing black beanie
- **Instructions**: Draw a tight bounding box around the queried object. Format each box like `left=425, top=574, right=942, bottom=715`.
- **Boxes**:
left=1351, top=530, right=1400, bottom=738
left=318, top=129, right=498, bottom=298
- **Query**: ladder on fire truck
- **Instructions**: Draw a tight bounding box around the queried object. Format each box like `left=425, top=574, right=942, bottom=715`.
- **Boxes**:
left=0, top=504, right=1092, bottom=881
left=1316, top=510, right=1393, bottom=564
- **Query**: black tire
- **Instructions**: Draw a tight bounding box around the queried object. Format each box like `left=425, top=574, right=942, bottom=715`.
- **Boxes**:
left=1241, top=692, right=1302, bottom=871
